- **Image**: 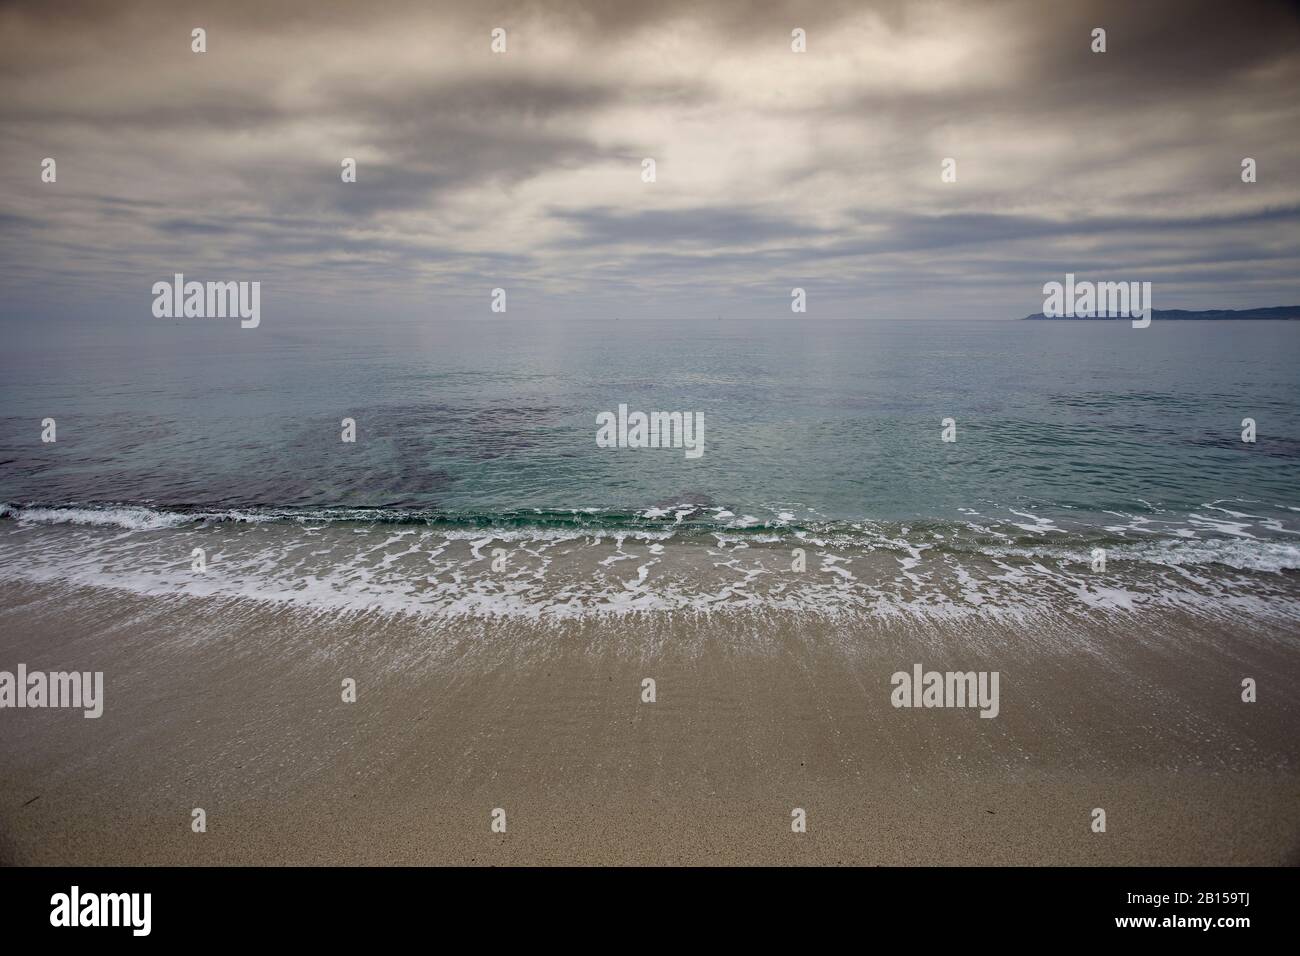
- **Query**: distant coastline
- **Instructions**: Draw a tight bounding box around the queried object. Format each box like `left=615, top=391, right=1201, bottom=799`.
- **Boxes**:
left=1023, top=306, right=1300, bottom=320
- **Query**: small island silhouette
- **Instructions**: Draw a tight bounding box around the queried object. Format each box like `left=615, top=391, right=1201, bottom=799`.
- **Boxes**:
left=1023, top=306, right=1300, bottom=320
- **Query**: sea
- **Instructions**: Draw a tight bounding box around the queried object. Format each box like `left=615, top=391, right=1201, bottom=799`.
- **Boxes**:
left=2, top=316, right=1298, bottom=621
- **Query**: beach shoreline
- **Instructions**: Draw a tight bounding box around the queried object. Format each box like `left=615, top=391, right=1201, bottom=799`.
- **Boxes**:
left=2, top=577, right=1297, bottom=866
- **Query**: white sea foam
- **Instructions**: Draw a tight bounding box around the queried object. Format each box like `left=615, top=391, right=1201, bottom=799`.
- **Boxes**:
left=3, top=504, right=1297, bottom=623
left=5, top=505, right=192, bottom=531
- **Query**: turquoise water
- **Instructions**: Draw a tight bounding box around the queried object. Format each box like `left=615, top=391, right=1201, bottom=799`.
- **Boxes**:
left=2, top=316, right=1297, bottom=618
left=2, top=317, right=1297, bottom=535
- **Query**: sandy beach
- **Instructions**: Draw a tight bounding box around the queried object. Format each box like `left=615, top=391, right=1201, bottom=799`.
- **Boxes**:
left=2, top=569, right=1297, bottom=866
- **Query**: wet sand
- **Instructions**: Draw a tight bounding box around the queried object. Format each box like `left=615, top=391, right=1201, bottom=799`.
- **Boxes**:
left=1, top=578, right=1298, bottom=865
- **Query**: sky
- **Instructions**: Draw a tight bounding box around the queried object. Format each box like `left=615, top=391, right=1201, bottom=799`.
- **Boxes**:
left=1, top=0, right=1298, bottom=323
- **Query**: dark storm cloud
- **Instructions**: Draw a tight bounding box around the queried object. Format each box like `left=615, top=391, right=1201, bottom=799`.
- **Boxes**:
left=809, top=0, right=1300, bottom=154
left=553, top=205, right=1300, bottom=257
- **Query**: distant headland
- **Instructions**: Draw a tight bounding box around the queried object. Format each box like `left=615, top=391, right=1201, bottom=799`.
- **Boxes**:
left=1023, top=306, right=1300, bottom=320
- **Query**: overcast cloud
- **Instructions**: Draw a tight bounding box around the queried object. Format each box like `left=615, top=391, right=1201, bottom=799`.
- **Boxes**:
left=1, top=0, right=1298, bottom=322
